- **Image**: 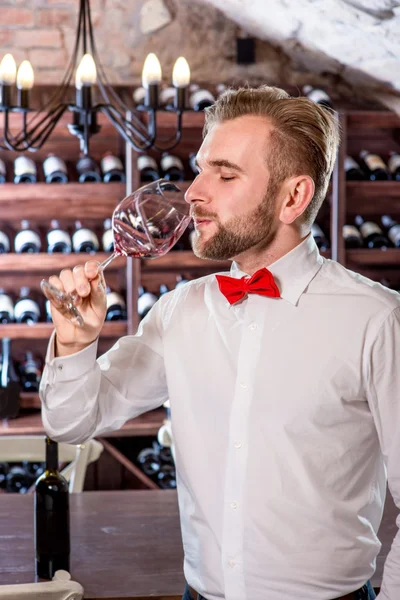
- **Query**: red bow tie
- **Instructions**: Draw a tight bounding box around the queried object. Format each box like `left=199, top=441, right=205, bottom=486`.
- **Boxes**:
left=216, top=268, right=281, bottom=305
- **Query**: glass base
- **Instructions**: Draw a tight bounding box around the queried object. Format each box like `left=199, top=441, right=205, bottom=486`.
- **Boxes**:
left=40, top=279, right=84, bottom=328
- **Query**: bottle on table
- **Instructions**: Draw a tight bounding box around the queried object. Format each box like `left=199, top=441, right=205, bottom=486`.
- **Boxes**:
left=14, top=156, right=37, bottom=183
left=160, top=153, right=185, bottom=182
left=388, top=151, right=400, bottom=181
left=76, top=155, right=102, bottom=183
left=14, top=287, right=41, bottom=325
left=43, top=154, right=69, bottom=183
left=47, top=220, right=72, bottom=254
left=72, top=221, right=99, bottom=253
left=35, top=437, right=70, bottom=579
left=302, top=85, right=334, bottom=109
left=138, top=286, right=158, bottom=320
left=0, top=337, right=20, bottom=419
left=102, top=218, right=114, bottom=252
left=343, top=224, right=363, bottom=249
left=0, top=158, right=6, bottom=183
left=0, top=225, right=10, bottom=253
left=359, top=150, right=390, bottom=181
left=19, top=351, right=42, bottom=392
left=100, top=152, right=126, bottom=183
left=0, top=289, right=14, bottom=324
left=354, top=215, right=390, bottom=249
left=311, top=223, right=330, bottom=251
left=105, top=287, right=127, bottom=321
left=381, top=215, right=400, bottom=248
left=137, top=155, right=160, bottom=182
left=14, top=220, right=41, bottom=253
left=344, top=156, right=365, bottom=181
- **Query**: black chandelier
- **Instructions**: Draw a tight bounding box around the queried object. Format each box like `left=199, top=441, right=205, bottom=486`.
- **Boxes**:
left=0, top=0, right=191, bottom=155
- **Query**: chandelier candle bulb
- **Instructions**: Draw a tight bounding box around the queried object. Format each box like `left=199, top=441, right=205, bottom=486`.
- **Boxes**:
left=0, top=54, right=16, bottom=107
left=172, top=57, right=190, bottom=110
left=16, top=60, right=34, bottom=109
left=75, top=54, right=96, bottom=109
left=142, top=53, right=162, bottom=108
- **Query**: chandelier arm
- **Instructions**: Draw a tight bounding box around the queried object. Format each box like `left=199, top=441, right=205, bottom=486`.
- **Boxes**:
left=100, top=105, right=157, bottom=152
left=2, top=111, right=18, bottom=151
left=152, top=110, right=183, bottom=152
left=14, top=104, right=69, bottom=151
left=13, top=103, right=68, bottom=148
left=98, top=103, right=153, bottom=146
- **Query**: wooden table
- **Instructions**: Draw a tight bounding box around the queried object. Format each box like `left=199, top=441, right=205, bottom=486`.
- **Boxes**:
left=0, top=490, right=185, bottom=599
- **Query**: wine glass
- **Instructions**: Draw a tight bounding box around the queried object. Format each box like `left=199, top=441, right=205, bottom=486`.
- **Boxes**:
left=40, top=179, right=191, bottom=327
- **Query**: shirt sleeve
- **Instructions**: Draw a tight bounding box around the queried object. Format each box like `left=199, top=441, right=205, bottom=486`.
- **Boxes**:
left=366, top=306, right=400, bottom=600
left=39, top=299, right=168, bottom=445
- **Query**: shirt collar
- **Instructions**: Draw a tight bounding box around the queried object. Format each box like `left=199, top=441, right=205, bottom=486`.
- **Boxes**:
left=229, top=233, right=324, bottom=306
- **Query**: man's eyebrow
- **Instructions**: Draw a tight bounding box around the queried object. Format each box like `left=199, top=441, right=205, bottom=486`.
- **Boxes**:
left=195, top=158, right=245, bottom=174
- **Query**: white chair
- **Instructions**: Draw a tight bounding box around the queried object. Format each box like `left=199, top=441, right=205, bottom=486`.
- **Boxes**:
left=0, top=570, right=83, bottom=599
left=0, top=435, right=103, bottom=493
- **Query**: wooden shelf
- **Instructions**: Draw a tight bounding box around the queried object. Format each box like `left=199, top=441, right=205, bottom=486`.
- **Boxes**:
left=346, top=248, right=400, bottom=266
left=0, top=183, right=125, bottom=220
left=1, top=407, right=166, bottom=437
left=0, top=252, right=126, bottom=272
left=346, top=111, right=400, bottom=129
left=0, top=321, right=127, bottom=339
left=20, top=392, right=40, bottom=409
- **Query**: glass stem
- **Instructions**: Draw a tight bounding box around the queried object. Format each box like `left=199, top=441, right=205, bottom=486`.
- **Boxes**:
left=98, top=251, right=119, bottom=271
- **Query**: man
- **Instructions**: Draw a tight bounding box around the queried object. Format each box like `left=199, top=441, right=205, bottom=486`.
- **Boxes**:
left=40, top=86, right=400, bottom=600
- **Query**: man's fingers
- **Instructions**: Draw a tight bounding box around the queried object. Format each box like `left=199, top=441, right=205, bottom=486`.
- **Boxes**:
left=84, top=260, right=100, bottom=281
left=59, top=269, right=77, bottom=295
left=73, top=264, right=91, bottom=297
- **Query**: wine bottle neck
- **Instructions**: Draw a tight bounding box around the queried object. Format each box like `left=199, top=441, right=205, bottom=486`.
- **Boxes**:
left=45, top=438, right=59, bottom=471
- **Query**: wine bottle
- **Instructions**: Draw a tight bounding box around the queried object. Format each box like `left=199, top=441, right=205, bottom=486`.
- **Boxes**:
left=14, top=220, right=41, bottom=253
left=20, top=351, right=42, bottom=392
left=72, top=221, right=99, bottom=253
left=302, top=85, right=334, bottom=109
left=45, top=299, right=52, bottom=323
left=137, top=443, right=161, bottom=476
left=14, top=156, right=37, bottom=183
left=175, top=274, right=189, bottom=288
left=343, top=224, right=363, bottom=249
left=188, top=152, right=199, bottom=176
left=47, top=220, right=72, bottom=254
left=35, top=437, right=70, bottom=579
left=354, top=215, right=390, bottom=249
left=216, top=83, right=227, bottom=98
left=311, top=223, right=330, bottom=251
left=0, top=289, right=14, bottom=324
left=0, top=338, right=20, bottom=419
left=0, top=462, right=9, bottom=489
left=43, top=154, right=69, bottom=183
left=189, top=88, right=215, bottom=111
left=138, top=286, right=158, bottom=319
left=76, top=155, right=101, bottom=183
left=132, top=86, right=146, bottom=106
left=359, top=150, right=390, bottom=181
left=14, top=287, right=41, bottom=325
left=381, top=215, right=400, bottom=248
left=159, top=86, right=176, bottom=108
left=159, top=283, right=169, bottom=296
left=0, top=158, right=6, bottom=183
left=102, top=218, right=114, bottom=252
left=160, top=153, right=185, bottom=182
left=100, top=152, right=126, bottom=183
left=105, top=287, right=127, bottom=321
left=157, top=464, right=176, bottom=489
left=6, top=465, right=30, bottom=494
left=388, top=151, right=400, bottom=181
left=137, top=155, right=159, bottom=182
left=0, top=226, right=10, bottom=253
left=344, top=156, right=365, bottom=181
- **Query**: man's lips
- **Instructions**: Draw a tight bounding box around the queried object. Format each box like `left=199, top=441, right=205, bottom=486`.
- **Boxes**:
left=193, top=218, right=213, bottom=227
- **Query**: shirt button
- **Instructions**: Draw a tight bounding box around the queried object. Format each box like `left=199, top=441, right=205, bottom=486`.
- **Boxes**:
left=249, top=322, right=257, bottom=330
left=57, top=365, right=63, bottom=371
left=228, top=559, right=236, bottom=568
left=230, top=501, right=238, bottom=509
left=239, top=382, right=247, bottom=389
left=234, top=441, right=242, bottom=449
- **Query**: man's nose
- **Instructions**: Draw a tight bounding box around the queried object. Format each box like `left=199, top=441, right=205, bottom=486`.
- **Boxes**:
left=184, top=175, right=208, bottom=205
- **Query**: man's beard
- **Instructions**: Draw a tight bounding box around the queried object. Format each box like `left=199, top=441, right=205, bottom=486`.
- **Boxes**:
left=191, top=186, right=279, bottom=261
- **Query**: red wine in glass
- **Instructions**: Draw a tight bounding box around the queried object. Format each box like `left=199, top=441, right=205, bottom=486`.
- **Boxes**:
left=41, top=180, right=191, bottom=327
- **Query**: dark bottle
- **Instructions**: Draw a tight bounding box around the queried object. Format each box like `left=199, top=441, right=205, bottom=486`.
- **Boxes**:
left=132, top=86, right=146, bottom=106
left=137, top=155, right=159, bottom=182
left=359, top=150, right=390, bottom=181
left=0, top=158, right=6, bottom=183
left=35, top=437, right=70, bottom=579
left=138, top=286, right=158, bottom=320
left=76, top=155, right=101, bottom=183
left=189, top=152, right=199, bottom=176
left=189, top=87, right=215, bottom=111
left=14, top=156, right=37, bottom=183
left=14, top=220, right=41, bottom=253
left=137, top=443, right=161, bottom=476
left=388, top=151, right=400, bottom=181
left=160, top=153, right=185, bottom=182
left=14, top=287, right=41, bottom=325
left=0, top=462, right=9, bottom=489
left=0, top=289, right=14, bottom=324
left=20, top=351, right=42, bottom=392
left=343, top=224, right=363, bottom=249
left=47, top=220, right=72, bottom=254
left=157, top=464, right=176, bottom=489
left=302, top=85, right=334, bottom=109
left=43, top=154, right=69, bottom=183
left=45, top=299, right=52, bottom=323
left=23, top=460, right=45, bottom=481
left=72, top=221, right=99, bottom=253
left=344, top=156, right=365, bottom=181
left=159, top=86, right=175, bottom=108
left=6, top=465, right=31, bottom=493
left=311, top=223, right=330, bottom=251
left=159, top=283, right=169, bottom=296
left=0, top=338, right=20, bottom=419
left=105, top=287, right=127, bottom=321
left=100, top=152, right=126, bottom=183
left=355, top=215, right=390, bottom=249
left=0, top=226, right=10, bottom=253
left=102, top=218, right=114, bottom=252
left=381, top=215, right=400, bottom=248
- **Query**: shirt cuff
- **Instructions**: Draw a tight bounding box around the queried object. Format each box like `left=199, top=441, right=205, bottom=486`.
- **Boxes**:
left=44, top=330, right=99, bottom=383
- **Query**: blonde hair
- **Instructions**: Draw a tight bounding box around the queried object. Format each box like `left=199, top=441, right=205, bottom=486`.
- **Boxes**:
left=203, top=85, right=340, bottom=227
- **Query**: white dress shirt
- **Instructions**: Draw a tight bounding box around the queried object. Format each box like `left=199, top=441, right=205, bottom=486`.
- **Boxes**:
left=40, top=233, right=400, bottom=600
